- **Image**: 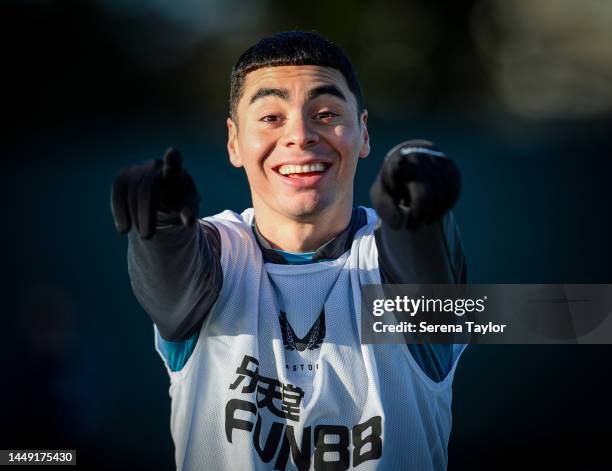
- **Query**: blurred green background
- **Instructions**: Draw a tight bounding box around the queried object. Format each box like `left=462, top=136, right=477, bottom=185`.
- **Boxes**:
left=3, top=0, right=612, bottom=469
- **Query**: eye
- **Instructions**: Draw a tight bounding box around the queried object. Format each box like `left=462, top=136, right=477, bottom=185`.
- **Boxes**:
left=314, top=111, right=338, bottom=121
left=260, top=115, right=282, bottom=123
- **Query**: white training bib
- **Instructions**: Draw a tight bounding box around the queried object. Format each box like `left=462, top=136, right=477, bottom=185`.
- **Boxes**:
left=155, top=208, right=461, bottom=471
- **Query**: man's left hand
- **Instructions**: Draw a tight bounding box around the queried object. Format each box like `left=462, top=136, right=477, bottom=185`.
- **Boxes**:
left=370, top=139, right=461, bottom=230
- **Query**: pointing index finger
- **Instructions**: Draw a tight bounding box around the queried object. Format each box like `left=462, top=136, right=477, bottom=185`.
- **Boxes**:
left=162, top=147, right=183, bottom=179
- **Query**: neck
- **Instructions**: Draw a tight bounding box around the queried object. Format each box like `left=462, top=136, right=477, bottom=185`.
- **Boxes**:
left=253, top=202, right=353, bottom=253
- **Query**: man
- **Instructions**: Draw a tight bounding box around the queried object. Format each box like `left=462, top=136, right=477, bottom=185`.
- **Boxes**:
left=111, top=31, right=466, bottom=470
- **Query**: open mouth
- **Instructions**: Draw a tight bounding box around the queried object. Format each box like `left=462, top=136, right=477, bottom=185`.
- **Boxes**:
left=275, top=162, right=330, bottom=179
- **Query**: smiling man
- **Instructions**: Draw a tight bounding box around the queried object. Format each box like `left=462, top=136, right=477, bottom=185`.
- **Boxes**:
left=227, top=64, right=369, bottom=253
left=111, top=31, right=467, bottom=470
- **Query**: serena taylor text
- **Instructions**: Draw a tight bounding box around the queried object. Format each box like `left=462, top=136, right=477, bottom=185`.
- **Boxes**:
left=372, top=321, right=507, bottom=334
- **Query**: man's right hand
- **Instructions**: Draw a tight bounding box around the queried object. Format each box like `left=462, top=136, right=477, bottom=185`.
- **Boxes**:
left=111, top=148, right=200, bottom=239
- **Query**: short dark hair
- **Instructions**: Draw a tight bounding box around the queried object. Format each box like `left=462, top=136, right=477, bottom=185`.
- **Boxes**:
left=229, top=31, right=363, bottom=121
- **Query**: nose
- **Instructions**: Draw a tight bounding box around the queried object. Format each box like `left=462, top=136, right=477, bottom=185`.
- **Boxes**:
left=282, top=113, right=319, bottom=149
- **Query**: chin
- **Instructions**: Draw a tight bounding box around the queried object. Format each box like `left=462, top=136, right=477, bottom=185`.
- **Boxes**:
left=284, top=206, right=322, bottom=220
left=281, top=196, right=328, bottom=220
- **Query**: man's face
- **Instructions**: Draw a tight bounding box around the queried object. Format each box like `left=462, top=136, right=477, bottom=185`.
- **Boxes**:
left=227, top=65, right=369, bottom=221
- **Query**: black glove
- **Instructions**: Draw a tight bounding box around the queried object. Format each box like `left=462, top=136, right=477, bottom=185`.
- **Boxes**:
left=370, top=139, right=461, bottom=230
left=111, top=148, right=200, bottom=239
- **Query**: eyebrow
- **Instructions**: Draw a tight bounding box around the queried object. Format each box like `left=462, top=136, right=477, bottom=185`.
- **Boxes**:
left=248, top=84, right=347, bottom=106
left=249, top=88, right=289, bottom=105
left=306, top=85, right=346, bottom=103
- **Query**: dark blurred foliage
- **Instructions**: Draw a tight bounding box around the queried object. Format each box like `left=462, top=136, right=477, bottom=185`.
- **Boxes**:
left=2, top=1, right=612, bottom=470
left=4, top=0, right=491, bottom=140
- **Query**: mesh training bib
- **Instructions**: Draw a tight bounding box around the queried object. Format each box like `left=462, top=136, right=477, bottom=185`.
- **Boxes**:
left=155, top=208, right=463, bottom=471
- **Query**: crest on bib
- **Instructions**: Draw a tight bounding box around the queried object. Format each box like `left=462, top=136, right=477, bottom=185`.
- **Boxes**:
left=279, top=309, right=326, bottom=351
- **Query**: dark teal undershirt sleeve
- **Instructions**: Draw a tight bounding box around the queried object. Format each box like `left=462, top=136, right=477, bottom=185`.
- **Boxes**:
left=128, top=217, right=223, bottom=342
left=131, top=217, right=222, bottom=373
left=376, top=211, right=468, bottom=383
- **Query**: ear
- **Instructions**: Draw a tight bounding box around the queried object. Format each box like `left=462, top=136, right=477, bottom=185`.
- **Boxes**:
left=358, top=110, right=370, bottom=159
left=227, top=118, right=243, bottom=168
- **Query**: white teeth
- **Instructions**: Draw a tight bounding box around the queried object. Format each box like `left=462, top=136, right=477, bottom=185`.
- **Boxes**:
left=278, top=163, right=326, bottom=175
